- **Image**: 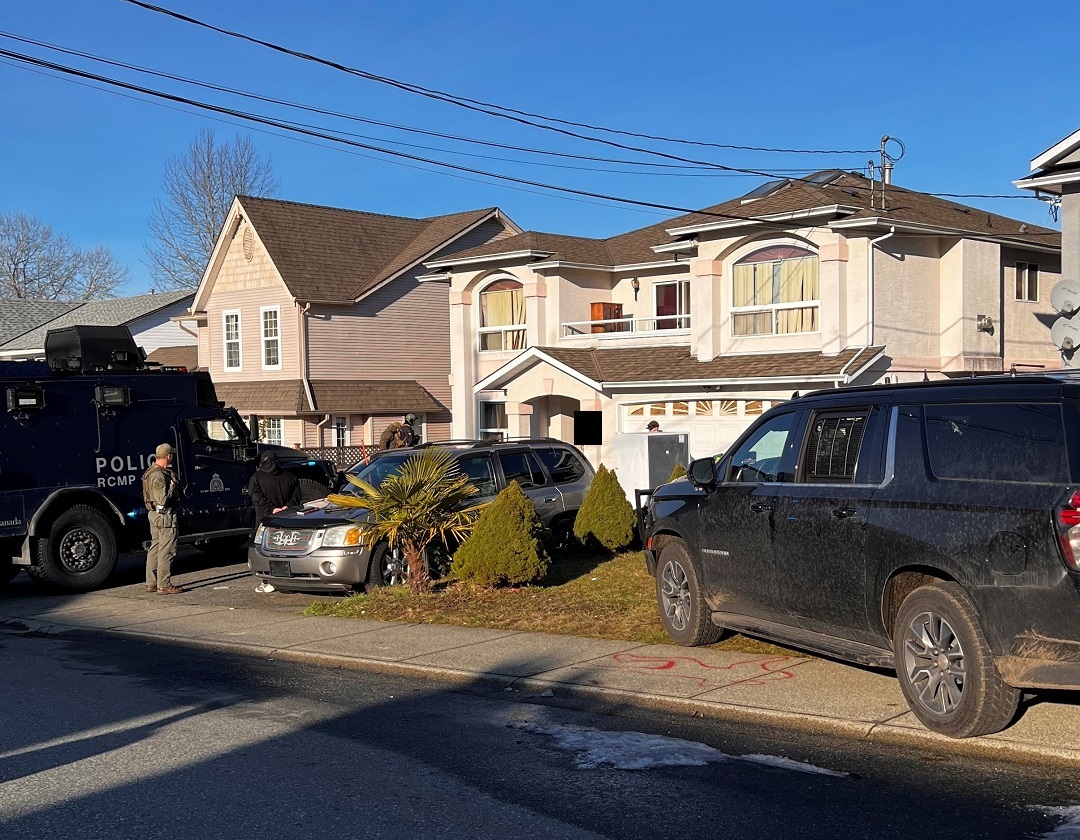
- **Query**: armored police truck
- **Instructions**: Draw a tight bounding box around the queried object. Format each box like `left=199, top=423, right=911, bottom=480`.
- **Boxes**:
left=0, top=325, right=337, bottom=592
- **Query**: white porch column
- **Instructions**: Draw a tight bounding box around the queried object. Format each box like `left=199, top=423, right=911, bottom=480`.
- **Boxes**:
left=818, top=235, right=848, bottom=355
left=505, top=401, right=533, bottom=438
left=690, top=258, right=723, bottom=362
left=449, top=289, right=475, bottom=438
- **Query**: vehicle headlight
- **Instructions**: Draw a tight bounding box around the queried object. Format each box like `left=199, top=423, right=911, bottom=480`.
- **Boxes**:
left=322, top=525, right=361, bottom=547
left=255, top=524, right=266, bottom=541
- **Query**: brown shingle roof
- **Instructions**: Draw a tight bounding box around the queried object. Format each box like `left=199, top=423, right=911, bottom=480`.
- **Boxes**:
left=309, top=380, right=442, bottom=413
left=536, top=345, right=884, bottom=383
left=214, top=379, right=443, bottom=414
left=239, top=196, right=497, bottom=302
left=145, top=345, right=199, bottom=369
left=439, top=172, right=1058, bottom=269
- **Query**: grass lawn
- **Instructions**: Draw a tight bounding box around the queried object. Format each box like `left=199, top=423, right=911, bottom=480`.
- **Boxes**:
left=305, top=549, right=793, bottom=655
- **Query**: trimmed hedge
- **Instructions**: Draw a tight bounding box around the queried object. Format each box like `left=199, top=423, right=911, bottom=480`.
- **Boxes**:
left=573, top=464, right=635, bottom=552
left=450, top=481, right=549, bottom=586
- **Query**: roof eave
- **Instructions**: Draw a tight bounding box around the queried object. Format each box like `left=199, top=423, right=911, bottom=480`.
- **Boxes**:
left=1013, top=171, right=1080, bottom=195
left=425, top=249, right=555, bottom=269
left=828, top=217, right=1060, bottom=254
left=1031, top=128, right=1080, bottom=171
left=665, top=204, right=857, bottom=237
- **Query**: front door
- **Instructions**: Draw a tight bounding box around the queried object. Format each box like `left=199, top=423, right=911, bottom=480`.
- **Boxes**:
left=696, top=410, right=803, bottom=623
left=180, top=415, right=253, bottom=534
left=770, top=405, right=889, bottom=644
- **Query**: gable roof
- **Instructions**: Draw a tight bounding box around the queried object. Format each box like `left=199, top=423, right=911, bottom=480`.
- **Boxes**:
left=0, top=299, right=80, bottom=345
left=438, top=171, right=1059, bottom=269
left=477, top=345, right=885, bottom=393
left=236, top=196, right=504, bottom=302
left=0, top=290, right=194, bottom=351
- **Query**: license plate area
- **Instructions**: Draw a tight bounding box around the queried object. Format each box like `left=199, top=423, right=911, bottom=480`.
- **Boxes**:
left=268, top=560, right=292, bottom=578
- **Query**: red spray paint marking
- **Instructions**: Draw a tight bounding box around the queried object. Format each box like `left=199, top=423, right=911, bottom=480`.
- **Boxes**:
left=597, top=651, right=797, bottom=689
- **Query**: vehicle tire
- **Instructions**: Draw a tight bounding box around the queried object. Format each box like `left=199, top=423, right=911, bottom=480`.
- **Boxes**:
left=892, top=582, right=1019, bottom=738
left=29, top=505, right=118, bottom=592
left=298, top=479, right=330, bottom=503
left=366, top=542, right=423, bottom=589
left=549, top=514, right=578, bottom=551
left=655, top=540, right=721, bottom=646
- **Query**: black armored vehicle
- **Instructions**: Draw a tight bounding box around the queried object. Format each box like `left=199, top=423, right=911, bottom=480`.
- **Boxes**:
left=640, top=374, right=1080, bottom=737
left=0, top=325, right=336, bottom=592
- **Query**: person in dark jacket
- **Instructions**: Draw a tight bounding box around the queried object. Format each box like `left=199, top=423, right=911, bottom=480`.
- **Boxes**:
left=249, top=451, right=301, bottom=593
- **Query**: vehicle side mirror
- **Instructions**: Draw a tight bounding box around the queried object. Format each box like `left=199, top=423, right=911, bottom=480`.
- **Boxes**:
left=688, top=458, right=717, bottom=491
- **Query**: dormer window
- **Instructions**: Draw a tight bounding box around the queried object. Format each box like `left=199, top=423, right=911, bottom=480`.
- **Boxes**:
left=731, top=246, right=819, bottom=336
left=479, top=278, right=526, bottom=351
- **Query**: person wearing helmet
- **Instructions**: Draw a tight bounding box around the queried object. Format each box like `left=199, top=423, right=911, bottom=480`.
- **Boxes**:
left=380, top=414, right=420, bottom=449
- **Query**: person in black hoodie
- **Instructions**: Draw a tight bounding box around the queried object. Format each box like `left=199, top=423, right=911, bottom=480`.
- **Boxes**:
left=249, top=451, right=301, bottom=593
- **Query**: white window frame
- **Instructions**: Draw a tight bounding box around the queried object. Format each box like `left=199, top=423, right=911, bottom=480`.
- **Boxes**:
left=1016, top=262, right=1039, bottom=302
left=730, top=252, right=820, bottom=338
left=653, top=279, right=691, bottom=330
left=261, top=417, right=283, bottom=446
left=478, top=277, right=527, bottom=353
left=260, top=305, right=281, bottom=370
left=332, top=415, right=350, bottom=448
left=478, top=401, right=508, bottom=441
left=223, top=310, right=242, bottom=372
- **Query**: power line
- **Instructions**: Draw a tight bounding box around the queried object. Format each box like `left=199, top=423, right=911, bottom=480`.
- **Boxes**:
left=118, top=0, right=877, bottom=175
left=0, top=30, right=824, bottom=181
left=112, top=2, right=1046, bottom=208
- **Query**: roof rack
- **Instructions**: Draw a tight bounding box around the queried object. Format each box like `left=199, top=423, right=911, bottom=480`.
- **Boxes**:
left=471, top=436, right=565, bottom=448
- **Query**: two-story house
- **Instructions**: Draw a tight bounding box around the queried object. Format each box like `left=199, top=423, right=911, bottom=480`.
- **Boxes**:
left=423, top=170, right=1061, bottom=467
left=185, top=195, right=519, bottom=448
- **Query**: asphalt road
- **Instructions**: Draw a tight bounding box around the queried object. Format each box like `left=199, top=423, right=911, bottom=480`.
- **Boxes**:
left=2, top=627, right=1078, bottom=839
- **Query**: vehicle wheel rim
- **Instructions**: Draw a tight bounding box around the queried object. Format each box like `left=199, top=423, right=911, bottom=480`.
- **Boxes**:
left=59, top=528, right=101, bottom=573
left=659, top=559, right=691, bottom=632
left=902, top=610, right=966, bottom=716
left=382, top=547, right=408, bottom=586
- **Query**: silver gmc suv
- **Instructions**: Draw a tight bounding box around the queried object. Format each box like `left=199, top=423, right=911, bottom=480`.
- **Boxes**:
left=247, top=439, right=593, bottom=593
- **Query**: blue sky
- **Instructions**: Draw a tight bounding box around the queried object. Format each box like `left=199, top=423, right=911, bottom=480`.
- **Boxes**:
left=1, top=0, right=1077, bottom=296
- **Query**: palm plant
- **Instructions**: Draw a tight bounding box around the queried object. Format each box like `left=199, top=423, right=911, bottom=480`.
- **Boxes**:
left=326, top=448, right=486, bottom=594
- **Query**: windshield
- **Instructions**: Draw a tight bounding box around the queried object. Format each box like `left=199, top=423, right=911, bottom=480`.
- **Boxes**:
left=342, top=452, right=415, bottom=493
left=189, top=416, right=247, bottom=445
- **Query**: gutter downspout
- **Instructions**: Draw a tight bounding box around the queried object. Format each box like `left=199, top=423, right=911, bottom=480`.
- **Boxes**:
left=867, top=227, right=895, bottom=348
left=297, top=302, right=318, bottom=444
left=837, top=226, right=895, bottom=385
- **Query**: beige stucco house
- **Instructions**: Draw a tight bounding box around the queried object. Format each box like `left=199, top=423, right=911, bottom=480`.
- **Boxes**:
left=184, top=195, right=519, bottom=448
left=423, top=170, right=1062, bottom=468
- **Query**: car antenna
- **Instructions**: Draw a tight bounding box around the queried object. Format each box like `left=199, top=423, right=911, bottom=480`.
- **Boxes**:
left=791, top=391, right=800, bottom=399
left=923, top=370, right=929, bottom=382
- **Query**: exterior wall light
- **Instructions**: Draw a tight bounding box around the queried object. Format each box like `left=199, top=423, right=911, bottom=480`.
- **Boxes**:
left=631, top=278, right=640, bottom=300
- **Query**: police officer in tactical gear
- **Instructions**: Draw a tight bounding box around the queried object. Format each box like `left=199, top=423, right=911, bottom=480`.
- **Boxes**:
left=143, top=442, right=182, bottom=594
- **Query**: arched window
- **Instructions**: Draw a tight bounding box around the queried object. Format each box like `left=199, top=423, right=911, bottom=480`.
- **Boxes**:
left=479, top=278, right=526, bottom=351
left=731, top=245, right=819, bottom=336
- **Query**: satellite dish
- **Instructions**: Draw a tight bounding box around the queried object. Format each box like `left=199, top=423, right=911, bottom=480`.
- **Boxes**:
left=1051, top=311, right=1080, bottom=351
left=1050, top=278, right=1080, bottom=315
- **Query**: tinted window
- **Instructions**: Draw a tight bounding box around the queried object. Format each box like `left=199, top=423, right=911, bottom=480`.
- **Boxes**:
left=924, top=402, right=1067, bottom=483
left=498, top=451, right=548, bottom=488
left=727, top=412, right=798, bottom=483
left=803, top=411, right=868, bottom=483
left=345, top=452, right=413, bottom=491
left=536, top=446, right=587, bottom=484
left=457, top=454, right=497, bottom=497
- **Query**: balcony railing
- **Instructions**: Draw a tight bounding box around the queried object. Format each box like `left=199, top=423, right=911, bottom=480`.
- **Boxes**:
left=561, top=314, right=691, bottom=338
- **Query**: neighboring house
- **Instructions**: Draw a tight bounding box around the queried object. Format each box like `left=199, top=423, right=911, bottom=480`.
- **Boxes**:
left=0, top=290, right=196, bottom=360
left=1015, top=129, right=1080, bottom=346
left=184, top=195, right=520, bottom=448
left=0, top=299, right=80, bottom=345
left=423, top=169, right=1061, bottom=468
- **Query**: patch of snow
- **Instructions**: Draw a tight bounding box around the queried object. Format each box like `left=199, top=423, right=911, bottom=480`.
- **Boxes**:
left=1032, top=806, right=1080, bottom=838
left=508, top=721, right=846, bottom=776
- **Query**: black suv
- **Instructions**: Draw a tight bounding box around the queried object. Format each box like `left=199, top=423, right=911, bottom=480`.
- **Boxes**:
left=640, top=375, right=1080, bottom=738
left=249, top=438, right=593, bottom=593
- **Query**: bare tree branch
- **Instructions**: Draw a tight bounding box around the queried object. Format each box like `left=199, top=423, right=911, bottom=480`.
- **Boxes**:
left=144, top=129, right=279, bottom=290
left=0, top=212, right=128, bottom=301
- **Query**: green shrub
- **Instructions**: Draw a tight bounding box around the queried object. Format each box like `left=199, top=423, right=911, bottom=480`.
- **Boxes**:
left=668, top=462, right=687, bottom=482
left=450, top=481, right=549, bottom=586
left=573, top=464, right=635, bottom=552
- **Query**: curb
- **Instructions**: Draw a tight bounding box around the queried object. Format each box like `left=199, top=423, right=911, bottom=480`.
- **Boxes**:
left=4, top=615, right=1079, bottom=768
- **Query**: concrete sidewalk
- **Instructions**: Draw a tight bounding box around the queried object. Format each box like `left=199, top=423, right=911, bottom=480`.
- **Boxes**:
left=3, top=587, right=1079, bottom=765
